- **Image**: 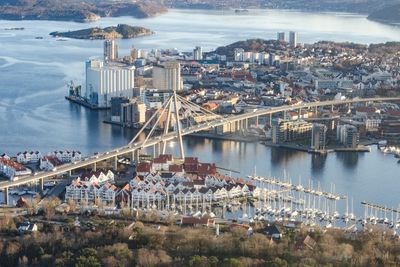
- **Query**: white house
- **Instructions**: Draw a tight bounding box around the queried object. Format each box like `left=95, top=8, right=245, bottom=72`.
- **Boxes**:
left=16, top=151, right=41, bottom=164
left=0, top=158, right=32, bottom=180
left=40, top=156, right=63, bottom=171
left=51, top=150, right=82, bottom=163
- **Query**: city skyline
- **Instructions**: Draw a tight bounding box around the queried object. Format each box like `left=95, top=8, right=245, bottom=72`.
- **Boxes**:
left=0, top=5, right=399, bottom=267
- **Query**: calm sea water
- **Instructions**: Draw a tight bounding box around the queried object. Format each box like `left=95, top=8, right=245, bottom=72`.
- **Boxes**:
left=0, top=9, right=399, bottom=214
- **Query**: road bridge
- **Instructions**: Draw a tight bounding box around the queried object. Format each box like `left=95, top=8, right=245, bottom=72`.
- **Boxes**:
left=1, top=96, right=399, bottom=204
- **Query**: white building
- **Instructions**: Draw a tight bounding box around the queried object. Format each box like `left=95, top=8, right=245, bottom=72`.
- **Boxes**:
left=0, top=158, right=31, bottom=180
left=51, top=150, right=82, bottom=163
left=193, top=46, right=203, bottom=60
left=152, top=62, right=182, bottom=91
left=234, top=48, right=245, bottom=62
left=104, top=40, right=118, bottom=62
left=16, top=151, right=41, bottom=164
left=40, top=156, right=63, bottom=171
left=86, top=59, right=135, bottom=108
left=289, top=31, right=298, bottom=48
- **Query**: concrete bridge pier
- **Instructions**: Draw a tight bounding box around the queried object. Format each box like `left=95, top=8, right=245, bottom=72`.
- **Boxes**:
left=3, top=187, right=9, bottom=206
left=255, top=116, right=259, bottom=127
left=134, top=149, right=140, bottom=162
left=158, top=143, right=162, bottom=156
left=269, top=113, right=272, bottom=126
left=113, top=156, right=118, bottom=170
left=40, top=178, right=44, bottom=192
left=93, top=162, right=97, bottom=172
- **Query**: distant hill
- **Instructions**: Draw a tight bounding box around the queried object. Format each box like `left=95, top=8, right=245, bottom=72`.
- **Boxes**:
left=0, top=0, right=167, bottom=22
left=49, top=24, right=154, bottom=39
left=368, top=4, right=400, bottom=24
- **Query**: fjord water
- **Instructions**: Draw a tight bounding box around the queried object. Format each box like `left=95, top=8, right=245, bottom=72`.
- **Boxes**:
left=0, top=9, right=399, bottom=214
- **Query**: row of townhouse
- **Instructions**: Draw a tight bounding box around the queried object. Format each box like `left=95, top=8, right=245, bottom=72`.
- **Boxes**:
left=16, top=151, right=42, bottom=164
left=65, top=181, right=117, bottom=204
left=65, top=170, right=116, bottom=203
left=51, top=150, right=82, bottom=163
left=15, top=150, right=82, bottom=165
left=116, top=175, right=255, bottom=205
left=0, top=158, right=32, bottom=180
left=136, top=155, right=217, bottom=178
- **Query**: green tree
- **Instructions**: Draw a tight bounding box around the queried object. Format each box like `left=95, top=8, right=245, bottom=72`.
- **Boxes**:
left=188, top=255, right=208, bottom=267
left=74, top=248, right=101, bottom=267
left=267, top=257, right=288, bottom=267
left=209, top=256, right=219, bottom=267
left=223, top=258, right=243, bottom=267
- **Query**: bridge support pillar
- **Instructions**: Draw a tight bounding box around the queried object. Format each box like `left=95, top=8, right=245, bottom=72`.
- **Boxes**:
left=4, top=187, right=9, bottom=206
left=134, top=150, right=140, bottom=162
left=93, top=162, right=97, bottom=172
left=314, top=106, right=318, bottom=117
left=331, top=105, right=334, bottom=112
left=269, top=114, right=272, bottom=126
left=40, top=178, right=44, bottom=192
left=245, top=118, right=248, bottom=129
left=298, top=108, right=301, bottom=120
left=113, top=156, right=118, bottom=171
left=255, top=116, right=259, bottom=127
left=153, top=145, right=156, bottom=158
left=68, top=170, right=72, bottom=177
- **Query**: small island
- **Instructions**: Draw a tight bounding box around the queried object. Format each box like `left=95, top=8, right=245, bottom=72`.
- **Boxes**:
left=49, top=24, right=154, bottom=40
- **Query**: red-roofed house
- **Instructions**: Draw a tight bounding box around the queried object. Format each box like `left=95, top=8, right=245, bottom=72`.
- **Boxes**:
left=136, top=162, right=152, bottom=176
left=168, top=164, right=184, bottom=175
left=40, top=156, right=62, bottom=171
left=0, top=158, right=31, bottom=180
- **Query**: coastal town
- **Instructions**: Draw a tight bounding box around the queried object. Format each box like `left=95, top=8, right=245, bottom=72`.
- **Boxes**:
left=66, top=33, right=400, bottom=154
left=1, top=14, right=400, bottom=265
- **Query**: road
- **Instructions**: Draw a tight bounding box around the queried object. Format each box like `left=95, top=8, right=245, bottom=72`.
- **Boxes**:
left=1, top=96, right=399, bottom=190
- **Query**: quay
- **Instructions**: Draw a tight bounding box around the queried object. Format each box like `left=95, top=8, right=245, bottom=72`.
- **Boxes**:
left=262, top=141, right=371, bottom=154
left=65, top=96, right=109, bottom=110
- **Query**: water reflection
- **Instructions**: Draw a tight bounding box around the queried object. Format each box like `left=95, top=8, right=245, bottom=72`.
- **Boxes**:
left=311, top=154, right=327, bottom=174
left=336, top=152, right=359, bottom=170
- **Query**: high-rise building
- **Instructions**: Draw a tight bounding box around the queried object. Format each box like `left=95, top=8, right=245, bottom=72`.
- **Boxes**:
left=234, top=48, right=244, bottom=62
left=121, top=100, right=147, bottom=125
left=337, top=124, right=359, bottom=148
left=152, top=62, right=182, bottom=91
left=289, top=31, right=298, bottom=48
left=277, top=32, right=285, bottom=42
left=311, top=123, right=327, bottom=150
left=193, top=46, right=203, bottom=60
left=130, top=47, right=139, bottom=60
left=272, top=119, right=313, bottom=144
left=104, top=40, right=118, bottom=62
left=111, top=97, right=130, bottom=122
left=85, top=60, right=135, bottom=108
